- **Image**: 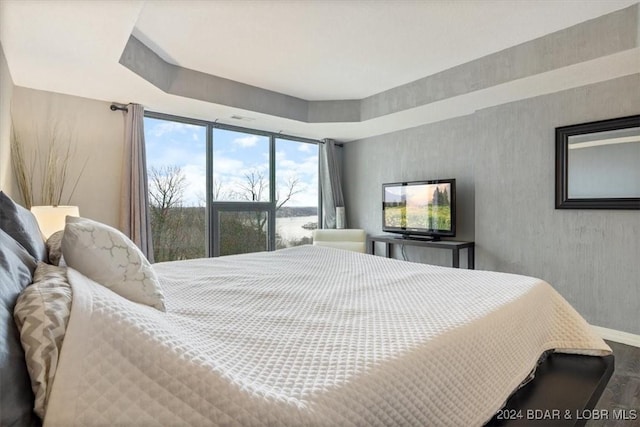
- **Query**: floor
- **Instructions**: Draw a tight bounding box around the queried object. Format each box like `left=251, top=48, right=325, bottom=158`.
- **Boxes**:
left=587, top=341, right=640, bottom=427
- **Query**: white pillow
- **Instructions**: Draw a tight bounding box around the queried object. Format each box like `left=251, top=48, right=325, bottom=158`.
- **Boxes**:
left=61, top=216, right=165, bottom=311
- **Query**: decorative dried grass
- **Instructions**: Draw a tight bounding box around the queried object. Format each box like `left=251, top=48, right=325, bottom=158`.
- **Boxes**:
left=10, top=117, right=87, bottom=209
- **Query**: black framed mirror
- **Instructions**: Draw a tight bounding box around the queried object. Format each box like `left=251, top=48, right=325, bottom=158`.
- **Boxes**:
left=555, top=115, right=640, bottom=209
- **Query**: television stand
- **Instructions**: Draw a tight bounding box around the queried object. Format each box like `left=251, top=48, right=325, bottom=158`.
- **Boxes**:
left=368, top=234, right=474, bottom=269
left=400, top=235, right=441, bottom=242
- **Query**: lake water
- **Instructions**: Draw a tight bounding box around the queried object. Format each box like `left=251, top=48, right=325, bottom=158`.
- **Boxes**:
left=276, top=215, right=317, bottom=243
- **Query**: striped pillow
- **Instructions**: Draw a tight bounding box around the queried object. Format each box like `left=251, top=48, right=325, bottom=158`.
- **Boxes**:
left=14, top=262, right=72, bottom=419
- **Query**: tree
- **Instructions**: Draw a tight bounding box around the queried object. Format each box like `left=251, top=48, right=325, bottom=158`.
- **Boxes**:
left=431, top=186, right=449, bottom=206
left=149, top=165, right=186, bottom=212
left=432, top=187, right=442, bottom=205
left=148, top=165, right=306, bottom=260
left=149, top=166, right=206, bottom=262
left=236, top=170, right=268, bottom=202
left=231, top=169, right=303, bottom=248
left=276, top=176, right=302, bottom=210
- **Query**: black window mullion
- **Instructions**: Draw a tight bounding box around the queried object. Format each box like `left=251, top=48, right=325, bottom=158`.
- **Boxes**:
left=206, top=124, right=214, bottom=257
left=269, top=135, right=276, bottom=251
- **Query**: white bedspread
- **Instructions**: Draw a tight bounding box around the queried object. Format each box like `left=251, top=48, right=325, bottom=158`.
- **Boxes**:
left=44, top=245, right=610, bottom=427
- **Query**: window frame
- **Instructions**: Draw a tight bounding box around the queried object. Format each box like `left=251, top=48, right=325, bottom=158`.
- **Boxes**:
left=144, top=111, right=322, bottom=257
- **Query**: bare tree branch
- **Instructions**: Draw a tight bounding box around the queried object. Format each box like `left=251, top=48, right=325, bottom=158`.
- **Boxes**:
left=237, top=170, right=267, bottom=202
left=212, top=179, right=224, bottom=201
left=149, top=165, right=187, bottom=210
left=276, top=176, right=302, bottom=210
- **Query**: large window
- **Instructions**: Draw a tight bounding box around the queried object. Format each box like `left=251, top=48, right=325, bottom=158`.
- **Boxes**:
left=275, top=138, right=319, bottom=249
left=144, top=114, right=319, bottom=261
left=212, top=129, right=271, bottom=202
left=145, top=117, right=207, bottom=262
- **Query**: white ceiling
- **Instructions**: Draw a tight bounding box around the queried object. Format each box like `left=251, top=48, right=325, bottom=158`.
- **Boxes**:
left=1, top=0, right=638, bottom=141
left=134, top=0, right=639, bottom=101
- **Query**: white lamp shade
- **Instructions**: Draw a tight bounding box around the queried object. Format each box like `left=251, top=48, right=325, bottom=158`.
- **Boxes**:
left=31, top=206, right=80, bottom=238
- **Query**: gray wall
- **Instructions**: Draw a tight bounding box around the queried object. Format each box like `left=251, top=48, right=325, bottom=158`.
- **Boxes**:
left=343, top=74, right=640, bottom=334
left=343, top=113, right=476, bottom=268
left=0, top=42, right=15, bottom=194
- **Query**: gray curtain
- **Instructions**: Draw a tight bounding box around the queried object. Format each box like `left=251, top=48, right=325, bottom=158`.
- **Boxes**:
left=319, top=138, right=345, bottom=229
left=119, top=103, right=154, bottom=262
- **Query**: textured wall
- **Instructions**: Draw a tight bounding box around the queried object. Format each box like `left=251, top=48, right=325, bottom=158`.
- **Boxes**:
left=10, top=87, right=125, bottom=228
left=343, top=113, right=476, bottom=268
left=344, top=74, right=640, bottom=334
left=0, top=42, right=14, bottom=194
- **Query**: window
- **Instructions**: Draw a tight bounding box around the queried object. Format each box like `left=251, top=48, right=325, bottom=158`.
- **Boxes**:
left=275, top=138, right=319, bottom=249
left=212, top=129, right=270, bottom=202
left=144, top=113, right=320, bottom=261
left=144, top=116, right=207, bottom=262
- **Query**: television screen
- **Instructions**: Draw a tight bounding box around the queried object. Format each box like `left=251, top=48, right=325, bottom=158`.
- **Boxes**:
left=382, top=179, right=455, bottom=239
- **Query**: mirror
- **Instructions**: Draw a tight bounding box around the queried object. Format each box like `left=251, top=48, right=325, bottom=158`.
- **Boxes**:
left=556, top=115, right=640, bottom=209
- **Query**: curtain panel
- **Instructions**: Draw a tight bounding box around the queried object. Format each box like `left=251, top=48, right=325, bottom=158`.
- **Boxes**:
left=319, top=139, right=346, bottom=229
left=119, top=103, right=154, bottom=262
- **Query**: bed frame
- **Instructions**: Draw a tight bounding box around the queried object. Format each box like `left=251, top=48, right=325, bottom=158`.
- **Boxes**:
left=487, top=353, right=614, bottom=426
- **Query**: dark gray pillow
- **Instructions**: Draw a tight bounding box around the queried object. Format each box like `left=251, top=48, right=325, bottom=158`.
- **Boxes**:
left=46, top=231, right=64, bottom=266
left=0, top=192, right=47, bottom=262
left=0, top=229, right=39, bottom=426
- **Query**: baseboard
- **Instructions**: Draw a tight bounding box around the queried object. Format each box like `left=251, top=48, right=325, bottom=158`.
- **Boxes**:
left=591, top=325, right=640, bottom=348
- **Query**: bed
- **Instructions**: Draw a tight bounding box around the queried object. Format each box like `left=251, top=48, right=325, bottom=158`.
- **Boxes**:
left=0, top=194, right=613, bottom=426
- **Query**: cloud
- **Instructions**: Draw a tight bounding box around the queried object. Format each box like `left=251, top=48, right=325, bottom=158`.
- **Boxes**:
left=147, top=147, right=206, bottom=170
left=149, top=121, right=202, bottom=138
left=182, top=164, right=207, bottom=207
left=297, top=144, right=312, bottom=153
left=278, top=155, right=319, bottom=177
left=233, top=135, right=260, bottom=148
left=212, top=152, right=244, bottom=173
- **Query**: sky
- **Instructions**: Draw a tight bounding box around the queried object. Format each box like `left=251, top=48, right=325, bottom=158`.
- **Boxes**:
left=144, top=117, right=319, bottom=208
left=384, top=183, right=451, bottom=206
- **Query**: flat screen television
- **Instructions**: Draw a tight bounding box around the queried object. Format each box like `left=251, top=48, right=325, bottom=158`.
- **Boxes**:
left=382, top=179, right=456, bottom=240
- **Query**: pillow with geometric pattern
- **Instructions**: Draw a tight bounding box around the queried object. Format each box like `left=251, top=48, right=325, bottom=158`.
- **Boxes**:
left=14, top=262, right=72, bottom=419
left=62, top=216, right=165, bottom=311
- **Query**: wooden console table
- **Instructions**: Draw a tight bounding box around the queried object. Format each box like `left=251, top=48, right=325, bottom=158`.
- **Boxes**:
left=368, top=234, right=475, bottom=269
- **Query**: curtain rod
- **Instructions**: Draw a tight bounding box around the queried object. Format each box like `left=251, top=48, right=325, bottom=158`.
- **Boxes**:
left=110, top=104, right=128, bottom=112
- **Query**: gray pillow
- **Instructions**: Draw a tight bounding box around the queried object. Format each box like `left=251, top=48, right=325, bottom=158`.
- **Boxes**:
left=0, top=192, right=47, bottom=262
left=46, top=231, right=64, bottom=266
left=0, top=228, right=39, bottom=427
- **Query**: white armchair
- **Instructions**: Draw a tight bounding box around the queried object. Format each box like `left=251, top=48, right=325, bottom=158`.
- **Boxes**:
left=311, top=229, right=367, bottom=253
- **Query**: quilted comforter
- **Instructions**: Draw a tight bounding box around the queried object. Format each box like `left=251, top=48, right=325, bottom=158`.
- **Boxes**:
left=44, top=245, right=610, bottom=426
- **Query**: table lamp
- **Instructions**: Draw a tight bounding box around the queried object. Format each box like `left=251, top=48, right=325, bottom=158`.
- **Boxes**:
left=31, top=205, right=80, bottom=239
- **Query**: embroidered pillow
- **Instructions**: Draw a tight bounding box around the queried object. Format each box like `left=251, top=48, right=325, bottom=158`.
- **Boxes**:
left=14, top=262, right=72, bottom=419
left=61, top=216, right=165, bottom=311
left=46, top=231, right=64, bottom=266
